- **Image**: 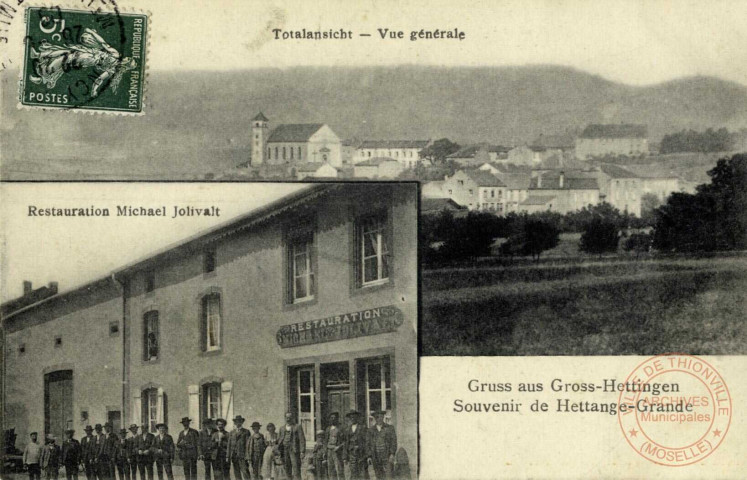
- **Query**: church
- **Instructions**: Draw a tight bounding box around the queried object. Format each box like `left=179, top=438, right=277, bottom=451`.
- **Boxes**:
left=250, top=112, right=343, bottom=167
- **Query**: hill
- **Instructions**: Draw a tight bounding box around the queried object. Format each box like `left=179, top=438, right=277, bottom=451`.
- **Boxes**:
left=3, top=65, right=747, bottom=179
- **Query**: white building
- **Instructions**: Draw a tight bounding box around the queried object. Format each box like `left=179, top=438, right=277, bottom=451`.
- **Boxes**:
left=250, top=112, right=342, bottom=167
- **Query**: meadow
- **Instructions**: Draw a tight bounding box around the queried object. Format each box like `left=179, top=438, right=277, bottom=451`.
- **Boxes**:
left=421, top=255, right=747, bottom=355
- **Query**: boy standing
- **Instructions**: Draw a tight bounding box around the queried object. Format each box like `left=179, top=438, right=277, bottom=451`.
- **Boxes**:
left=245, top=422, right=266, bottom=480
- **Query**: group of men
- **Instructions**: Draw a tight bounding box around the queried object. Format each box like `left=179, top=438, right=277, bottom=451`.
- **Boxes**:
left=23, top=410, right=399, bottom=480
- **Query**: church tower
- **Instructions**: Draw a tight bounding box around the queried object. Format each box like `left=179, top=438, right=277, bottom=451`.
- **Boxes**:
left=251, top=112, right=269, bottom=166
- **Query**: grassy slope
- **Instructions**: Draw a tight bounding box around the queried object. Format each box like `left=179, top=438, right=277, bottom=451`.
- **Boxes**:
left=422, top=257, right=747, bottom=355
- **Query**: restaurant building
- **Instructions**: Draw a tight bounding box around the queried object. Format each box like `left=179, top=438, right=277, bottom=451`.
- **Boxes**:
left=2, top=183, right=418, bottom=467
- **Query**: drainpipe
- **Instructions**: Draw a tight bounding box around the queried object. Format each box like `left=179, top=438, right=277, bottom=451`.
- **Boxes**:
left=113, top=274, right=129, bottom=424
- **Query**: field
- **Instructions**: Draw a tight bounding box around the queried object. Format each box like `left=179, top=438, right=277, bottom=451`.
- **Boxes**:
left=421, top=255, right=747, bottom=355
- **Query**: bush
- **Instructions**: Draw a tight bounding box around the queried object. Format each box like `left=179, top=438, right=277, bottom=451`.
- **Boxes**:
left=579, top=218, right=619, bottom=257
left=623, top=233, right=652, bottom=259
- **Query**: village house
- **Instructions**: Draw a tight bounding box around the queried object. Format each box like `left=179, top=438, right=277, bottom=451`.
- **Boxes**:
left=2, top=184, right=418, bottom=467
left=442, top=169, right=507, bottom=212
left=421, top=180, right=447, bottom=199
left=294, top=162, right=339, bottom=180
left=446, top=144, right=510, bottom=167
left=353, top=157, right=404, bottom=179
left=593, top=164, right=643, bottom=216
left=575, top=124, right=649, bottom=159
left=520, top=171, right=600, bottom=214
left=250, top=112, right=343, bottom=167
left=506, top=145, right=562, bottom=167
left=354, top=140, right=430, bottom=169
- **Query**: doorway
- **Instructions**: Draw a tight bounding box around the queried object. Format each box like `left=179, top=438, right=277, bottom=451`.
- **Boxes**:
left=320, top=362, right=350, bottom=429
left=44, top=370, right=73, bottom=441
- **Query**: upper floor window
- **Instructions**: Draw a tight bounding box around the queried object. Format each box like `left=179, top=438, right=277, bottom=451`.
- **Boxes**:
left=145, top=271, right=155, bottom=293
left=298, top=146, right=302, bottom=160
left=204, top=248, right=216, bottom=274
left=358, top=212, right=390, bottom=286
left=143, top=311, right=159, bottom=361
left=201, top=294, right=221, bottom=352
left=267, top=147, right=271, bottom=160
left=287, top=228, right=315, bottom=304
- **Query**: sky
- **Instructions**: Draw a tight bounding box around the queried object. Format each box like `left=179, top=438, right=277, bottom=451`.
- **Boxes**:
left=0, top=183, right=308, bottom=302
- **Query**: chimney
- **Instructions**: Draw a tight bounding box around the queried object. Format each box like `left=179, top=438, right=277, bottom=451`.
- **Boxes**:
left=23, top=280, right=32, bottom=295
left=559, top=171, right=565, bottom=188
left=49, top=282, right=59, bottom=294
left=537, top=172, right=542, bottom=189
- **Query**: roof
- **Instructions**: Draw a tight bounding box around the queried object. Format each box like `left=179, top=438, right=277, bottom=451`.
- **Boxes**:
left=267, top=124, right=325, bottom=143
left=295, top=162, right=336, bottom=172
left=530, top=174, right=599, bottom=190
left=447, top=144, right=510, bottom=158
left=358, top=140, right=429, bottom=149
left=579, top=124, right=648, bottom=139
left=252, top=112, right=269, bottom=122
left=598, top=164, right=640, bottom=179
left=421, top=198, right=467, bottom=213
left=531, top=133, right=575, bottom=149
left=464, top=169, right=506, bottom=187
left=520, top=195, right=556, bottom=206
left=497, top=173, right=531, bottom=190
left=356, top=157, right=400, bottom=167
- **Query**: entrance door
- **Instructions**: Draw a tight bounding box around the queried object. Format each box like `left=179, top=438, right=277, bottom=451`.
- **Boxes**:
left=320, top=362, right=350, bottom=430
left=45, top=370, right=73, bottom=441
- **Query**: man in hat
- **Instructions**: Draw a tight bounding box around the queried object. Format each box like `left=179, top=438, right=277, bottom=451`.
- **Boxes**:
left=98, top=423, right=119, bottom=480
left=134, top=424, right=155, bottom=480
left=61, top=430, right=81, bottom=480
left=277, top=412, right=305, bottom=480
left=210, top=419, right=229, bottom=480
left=366, top=412, right=396, bottom=480
left=176, top=418, right=199, bottom=480
left=245, top=422, right=266, bottom=480
left=115, top=429, right=129, bottom=480
left=323, top=412, right=344, bottom=480
left=41, top=435, right=61, bottom=480
left=124, top=425, right=139, bottom=480
left=344, top=411, right=368, bottom=480
left=197, top=419, right=216, bottom=480
left=23, top=431, right=43, bottom=480
left=80, top=426, right=97, bottom=480
left=226, top=416, right=250, bottom=480
left=92, top=424, right=106, bottom=480
left=152, top=424, right=174, bottom=480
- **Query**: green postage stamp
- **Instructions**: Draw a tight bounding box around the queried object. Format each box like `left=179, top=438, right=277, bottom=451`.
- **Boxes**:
left=20, top=6, right=148, bottom=114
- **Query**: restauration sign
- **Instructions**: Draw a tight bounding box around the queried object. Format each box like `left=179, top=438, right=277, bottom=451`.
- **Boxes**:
left=276, top=305, right=404, bottom=348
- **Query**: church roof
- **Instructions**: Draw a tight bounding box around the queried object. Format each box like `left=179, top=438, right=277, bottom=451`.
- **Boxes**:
left=268, top=124, right=325, bottom=143
left=252, top=112, right=269, bottom=122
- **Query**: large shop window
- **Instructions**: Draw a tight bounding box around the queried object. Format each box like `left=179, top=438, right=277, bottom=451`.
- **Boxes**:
left=357, top=357, right=393, bottom=427
left=288, top=232, right=315, bottom=303
left=143, top=311, right=159, bottom=361
left=357, top=212, right=390, bottom=287
left=141, top=388, right=167, bottom=433
left=201, top=294, right=221, bottom=351
left=201, top=382, right=222, bottom=421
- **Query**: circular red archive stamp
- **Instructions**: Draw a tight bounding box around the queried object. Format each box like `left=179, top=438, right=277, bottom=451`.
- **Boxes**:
left=618, top=354, right=731, bottom=466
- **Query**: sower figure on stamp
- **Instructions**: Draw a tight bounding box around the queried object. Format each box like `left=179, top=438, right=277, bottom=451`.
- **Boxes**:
left=277, top=412, right=305, bottom=480
left=61, top=429, right=81, bottom=480
left=197, top=419, right=216, bottom=480
left=41, top=435, right=61, bottom=480
left=80, top=426, right=96, bottom=480
left=124, top=425, right=139, bottom=480
left=245, top=422, right=266, bottom=480
left=24, top=431, right=43, bottom=480
left=176, top=418, right=199, bottom=480
left=227, top=416, right=250, bottom=480
left=366, top=412, right=396, bottom=480
left=211, top=419, right=230, bottom=480
left=344, top=411, right=368, bottom=480
left=135, top=424, right=155, bottom=480
left=323, top=413, right=344, bottom=480
left=115, top=429, right=129, bottom=480
left=152, top=424, right=175, bottom=480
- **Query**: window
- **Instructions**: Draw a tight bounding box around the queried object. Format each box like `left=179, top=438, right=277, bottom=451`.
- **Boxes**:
left=255, top=134, right=258, bottom=139
left=363, top=358, right=392, bottom=427
left=448, top=189, right=452, bottom=195
left=18, top=343, right=26, bottom=355
left=298, top=146, right=302, bottom=160
left=203, top=248, right=216, bottom=274
left=275, top=147, right=279, bottom=159
left=109, top=321, right=120, bottom=336
left=289, top=233, right=315, bottom=303
left=54, top=336, right=62, bottom=347
left=296, top=367, right=315, bottom=439
left=145, top=272, right=155, bottom=293
left=143, top=311, right=159, bottom=361
left=358, top=213, right=389, bottom=286
left=201, top=294, right=221, bottom=351
left=458, top=180, right=464, bottom=186
left=141, top=388, right=164, bottom=433
left=282, top=147, right=286, bottom=160
left=201, top=383, right=222, bottom=421
left=267, top=147, right=271, bottom=160
left=491, top=190, right=495, bottom=198
left=469, top=189, right=473, bottom=195
left=368, top=151, right=371, bottom=157
left=290, top=147, right=294, bottom=160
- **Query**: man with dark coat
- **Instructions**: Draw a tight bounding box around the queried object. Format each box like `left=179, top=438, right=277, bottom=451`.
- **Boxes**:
left=115, top=429, right=129, bottom=480
left=343, top=411, right=368, bottom=480
left=93, top=425, right=106, bottom=480
left=152, top=424, right=175, bottom=480
left=98, top=423, right=119, bottom=480
left=323, top=413, right=344, bottom=480
left=210, top=419, right=230, bottom=480
left=197, top=419, right=216, bottom=480
left=176, top=418, right=199, bottom=480
left=124, top=425, right=139, bottom=480
left=134, top=424, right=155, bottom=480
left=366, top=412, right=397, bottom=480
left=226, top=416, right=250, bottom=480
left=245, top=422, right=266, bottom=480
left=41, top=436, right=61, bottom=480
left=61, top=430, right=81, bottom=480
left=277, top=412, right=305, bottom=480
left=79, top=426, right=97, bottom=480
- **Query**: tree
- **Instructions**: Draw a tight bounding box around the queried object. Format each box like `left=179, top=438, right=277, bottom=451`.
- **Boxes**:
left=579, top=218, right=619, bottom=257
left=500, top=217, right=559, bottom=262
left=419, top=138, right=461, bottom=165
left=623, top=233, right=652, bottom=259
left=640, top=193, right=662, bottom=226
